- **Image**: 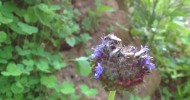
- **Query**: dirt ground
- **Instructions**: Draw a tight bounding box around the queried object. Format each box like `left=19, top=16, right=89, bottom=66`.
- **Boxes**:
left=56, top=0, right=161, bottom=100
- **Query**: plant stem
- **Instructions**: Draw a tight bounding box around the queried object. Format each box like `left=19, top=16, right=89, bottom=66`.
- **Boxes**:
left=108, top=90, right=116, bottom=100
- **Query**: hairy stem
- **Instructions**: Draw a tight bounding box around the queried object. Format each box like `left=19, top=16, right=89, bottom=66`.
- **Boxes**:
left=108, top=91, right=116, bottom=100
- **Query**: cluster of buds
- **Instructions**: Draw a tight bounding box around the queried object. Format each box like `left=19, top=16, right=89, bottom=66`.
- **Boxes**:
left=90, top=34, right=155, bottom=91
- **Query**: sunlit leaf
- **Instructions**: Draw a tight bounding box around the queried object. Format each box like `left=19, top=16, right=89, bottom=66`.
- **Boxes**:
left=11, top=82, right=24, bottom=94
left=36, top=60, right=49, bottom=72
left=17, top=22, right=38, bottom=34
left=40, top=75, right=57, bottom=88
left=52, top=61, right=67, bottom=70
left=0, top=13, right=13, bottom=24
left=65, top=37, right=76, bottom=47
left=1, top=62, right=22, bottom=76
left=75, top=57, right=91, bottom=76
left=96, top=5, right=114, bottom=14
left=80, top=84, right=98, bottom=96
left=80, top=33, right=92, bottom=42
left=61, top=82, right=75, bottom=94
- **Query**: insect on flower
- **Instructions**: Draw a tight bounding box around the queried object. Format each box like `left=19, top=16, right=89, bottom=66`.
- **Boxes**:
left=89, top=33, right=155, bottom=91
left=134, top=45, right=149, bottom=58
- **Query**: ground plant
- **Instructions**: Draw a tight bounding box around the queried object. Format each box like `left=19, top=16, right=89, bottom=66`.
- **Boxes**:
left=0, top=0, right=97, bottom=99
left=123, top=0, right=190, bottom=99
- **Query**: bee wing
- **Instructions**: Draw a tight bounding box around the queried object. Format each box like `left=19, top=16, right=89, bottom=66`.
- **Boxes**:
left=110, top=48, right=121, bottom=57
left=110, top=35, right=121, bottom=41
left=124, top=52, right=134, bottom=57
left=104, top=34, right=122, bottom=42
left=134, top=48, right=149, bottom=57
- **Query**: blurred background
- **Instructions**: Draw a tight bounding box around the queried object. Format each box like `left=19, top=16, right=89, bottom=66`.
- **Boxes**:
left=0, top=0, right=190, bottom=100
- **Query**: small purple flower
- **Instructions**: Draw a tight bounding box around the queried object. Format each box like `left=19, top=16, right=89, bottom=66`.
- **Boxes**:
left=94, top=63, right=104, bottom=79
left=149, top=63, right=155, bottom=70
left=91, top=38, right=106, bottom=59
left=142, top=54, right=155, bottom=70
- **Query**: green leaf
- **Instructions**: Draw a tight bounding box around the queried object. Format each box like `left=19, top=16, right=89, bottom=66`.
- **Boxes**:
left=65, top=37, right=76, bottom=47
left=0, top=31, right=7, bottom=42
left=75, top=57, right=91, bottom=76
left=15, top=46, right=31, bottom=56
left=96, top=5, right=114, bottom=14
left=80, top=84, right=98, bottom=96
left=50, top=5, right=61, bottom=11
left=18, top=64, right=33, bottom=75
left=0, top=2, right=16, bottom=13
left=82, top=17, right=93, bottom=31
left=69, top=94, right=80, bottom=100
left=9, top=23, right=23, bottom=34
left=22, top=59, right=34, bottom=66
left=0, top=58, right=8, bottom=64
left=52, top=61, right=67, bottom=70
left=80, top=33, right=92, bottom=42
left=17, top=22, right=38, bottom=34
left=24, top=7, right=38, bottom=23
left=11, top=82, right=24, bottom=94
left=61, top=82, right=75, bottom=94
left=37, top=3, right=53, bottom=14
left=0, top=2, right=16, bottom=19
left=27, top=76, right=39, bottom=85
left=0, top=13, right=13, bottom=24
left=75, top=56, right=89, bottom=61
left=0, top=46, right=13, bottom=59
left=36, top=60, right=49, bottom=72
left=40, top=75, right=57, bottom=88
left=1, top=63, right=22, bottom=76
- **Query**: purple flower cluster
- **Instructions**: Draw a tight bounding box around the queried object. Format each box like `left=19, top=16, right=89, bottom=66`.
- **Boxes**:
left=90, top=38, right=106, bottom=79
left=90, top=33, right=155, bottom=90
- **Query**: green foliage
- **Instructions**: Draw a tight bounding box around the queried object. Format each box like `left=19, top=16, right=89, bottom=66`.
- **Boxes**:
left=40, top=75, right=57, bottom=88
left=0, top=31, right=7, bottom=43
left=17, top=22, right=38, bottom=34
left=75, top=57, right=91, bottom=76
left=1, top=63, right=22, bottom=76
left=82, top=0, right=114, bottom=31
left=60, top=82, right=75, bottom=94
left=124, top=0, right=190, bottom=99
left=0, top=0, right=96, bottom=99
left=80, top=84, right=98, bottom=96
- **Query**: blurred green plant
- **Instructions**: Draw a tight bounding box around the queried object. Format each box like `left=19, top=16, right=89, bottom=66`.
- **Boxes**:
left=82, top=0, right=114, bottom=31
left=0, top=0, right=97, bottom=99
left=121, top=0, right=190, bottom=99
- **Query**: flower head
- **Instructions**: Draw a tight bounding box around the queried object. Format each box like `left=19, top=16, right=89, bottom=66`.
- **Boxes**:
left=90, top=34, right=155, bottom=91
